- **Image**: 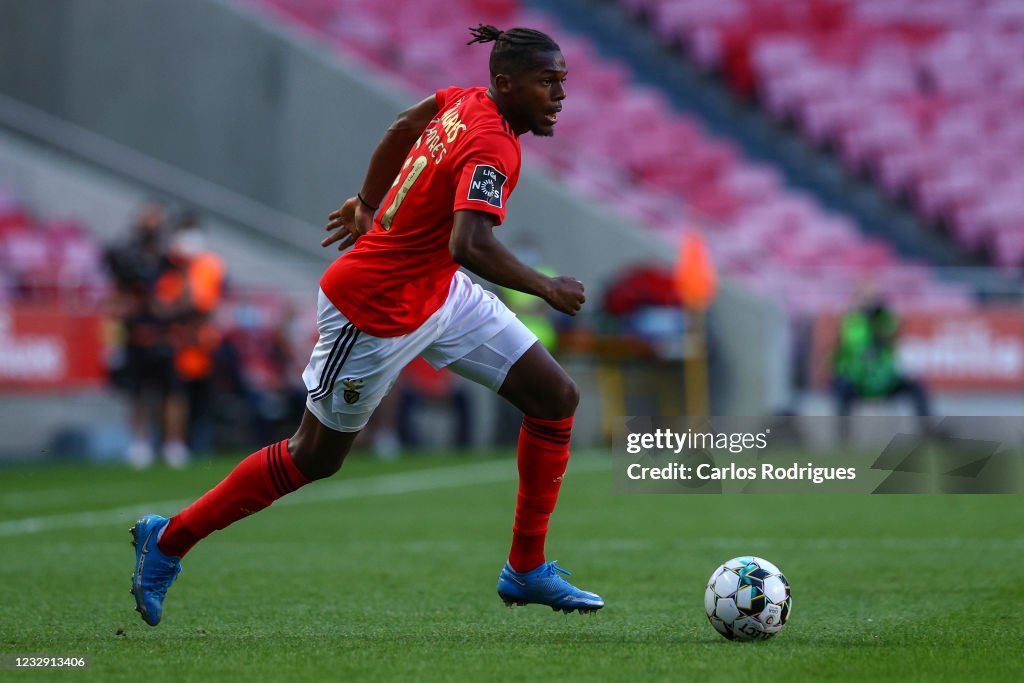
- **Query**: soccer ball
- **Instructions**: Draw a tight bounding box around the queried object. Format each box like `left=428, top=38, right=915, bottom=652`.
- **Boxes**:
left=704, top=556, right=792, bottom=641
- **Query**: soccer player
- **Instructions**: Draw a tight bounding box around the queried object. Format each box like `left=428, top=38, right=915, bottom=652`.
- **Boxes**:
left=130, top=24, right=604, bottom=626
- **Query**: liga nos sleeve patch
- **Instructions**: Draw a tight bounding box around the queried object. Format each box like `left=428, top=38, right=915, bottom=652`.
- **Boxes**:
left=467, top=164, right=507, bottom=208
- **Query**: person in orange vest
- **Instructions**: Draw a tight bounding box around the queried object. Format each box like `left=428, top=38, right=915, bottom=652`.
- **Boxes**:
left=153, top=212, right=225, bottom=466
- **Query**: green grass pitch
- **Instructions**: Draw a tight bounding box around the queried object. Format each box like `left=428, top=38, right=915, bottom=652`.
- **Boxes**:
left=1, top=450, right=1022, bottom=681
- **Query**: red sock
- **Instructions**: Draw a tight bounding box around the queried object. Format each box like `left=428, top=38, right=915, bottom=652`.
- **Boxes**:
left=158, top=439, right=309, bottom=557
left=508, top=415, right=573, bottom=573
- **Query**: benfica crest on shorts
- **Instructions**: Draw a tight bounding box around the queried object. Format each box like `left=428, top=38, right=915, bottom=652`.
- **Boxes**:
left=341, top=378, right=364, bottom=405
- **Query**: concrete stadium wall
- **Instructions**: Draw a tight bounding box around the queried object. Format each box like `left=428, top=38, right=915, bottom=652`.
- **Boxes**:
left=0, top=0, right=790, bottom=430
left=0, top=0, right=369, bottom=229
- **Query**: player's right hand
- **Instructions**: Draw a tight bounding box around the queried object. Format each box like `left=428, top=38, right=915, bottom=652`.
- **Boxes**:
left=545, top=276, right=586, bottom=316
left=323, top=196, right=374, bottom=251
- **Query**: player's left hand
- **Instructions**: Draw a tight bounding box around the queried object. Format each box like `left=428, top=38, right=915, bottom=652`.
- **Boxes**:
left=544, top=275, right=586, bottom=316
left=323, top=196, right=374, bottom=251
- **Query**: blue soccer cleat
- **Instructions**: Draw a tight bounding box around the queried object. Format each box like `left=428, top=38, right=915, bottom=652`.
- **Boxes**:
left=130, top=514, right=182, bottom=626
left=497, top=561, right=604, bottom=614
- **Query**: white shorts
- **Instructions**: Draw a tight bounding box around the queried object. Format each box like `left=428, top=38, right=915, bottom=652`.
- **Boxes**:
left=302, top=270, right=538, bottom=432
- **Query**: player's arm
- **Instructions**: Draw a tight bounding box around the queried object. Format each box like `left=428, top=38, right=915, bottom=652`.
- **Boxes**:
left=450, top=209, right=585, bottom=316
left=323, top=94, right=440, bottom=251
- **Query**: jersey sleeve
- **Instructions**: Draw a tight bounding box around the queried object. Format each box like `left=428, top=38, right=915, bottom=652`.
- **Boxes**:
left=451, top=129, right=520, bottom=225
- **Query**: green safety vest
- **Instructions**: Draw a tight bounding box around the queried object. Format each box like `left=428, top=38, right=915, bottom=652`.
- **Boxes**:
left=833, top=310, right=900, bottom=397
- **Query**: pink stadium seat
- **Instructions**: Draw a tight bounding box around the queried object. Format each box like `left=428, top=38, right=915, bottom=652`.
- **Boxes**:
left=915, top=165, right=988, bottom=222
left=324, top=11, right=392, bottom=66
left=856, top=61, right=917, bottom=99
left=718, top=164, right=783, bottom=208
left=0, top=231, right=49, bottom=274
left=798, top=94, right=870, bottom=144
left=986, top=0, right=1024, bottom=26
left=990, top=228, right=1024, bottom=269
left=0, top=271, right=12, bottom=303
left=837, top=109, right=920, bottom=169
left=760, top=63, right=844, bottom=119
left=0, top=230, right=56, bottom=300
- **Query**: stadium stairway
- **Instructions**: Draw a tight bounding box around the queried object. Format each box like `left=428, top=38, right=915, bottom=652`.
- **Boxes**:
left=528, top=0, right=977, bottom=270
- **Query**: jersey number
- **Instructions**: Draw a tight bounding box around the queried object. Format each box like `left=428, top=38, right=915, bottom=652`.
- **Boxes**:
left=380, top=155, right=428, bottom=230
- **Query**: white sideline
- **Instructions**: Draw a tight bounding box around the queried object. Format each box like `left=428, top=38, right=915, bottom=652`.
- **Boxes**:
left=0, top=456, right=608, bottom=537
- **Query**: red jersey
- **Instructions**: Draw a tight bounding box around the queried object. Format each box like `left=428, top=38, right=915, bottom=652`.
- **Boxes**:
left=320, top=86, right=522, bottom=337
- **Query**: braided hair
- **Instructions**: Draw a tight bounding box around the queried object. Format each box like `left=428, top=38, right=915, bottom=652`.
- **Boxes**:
left=467, top=24, right=560, bottom=77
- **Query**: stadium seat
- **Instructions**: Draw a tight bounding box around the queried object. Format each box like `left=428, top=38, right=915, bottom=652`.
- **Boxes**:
left=991, top=228, right=1024, bottom=269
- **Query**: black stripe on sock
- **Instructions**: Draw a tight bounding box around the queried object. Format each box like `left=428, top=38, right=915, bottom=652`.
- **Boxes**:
left=522, top=418, right=572, bottom=432
left=524, top=425, right=572, bottom=438
left=522, top=420, right=572, bottom=439
left=266, top=440, right=294, bottom=493
left=275, top=441, right=296, bottom=495
left=522, top=422, right=570, bottom=445
left=265, top=442, right=289, bottom=497
left=273, top=441, right=296, bottom=493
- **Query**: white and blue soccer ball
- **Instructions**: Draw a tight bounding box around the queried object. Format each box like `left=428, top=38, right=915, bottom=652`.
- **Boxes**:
left=704, top=556, right=792, bottom=641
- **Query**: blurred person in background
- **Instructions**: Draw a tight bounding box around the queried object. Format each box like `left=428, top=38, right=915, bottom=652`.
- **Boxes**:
left=264, top=300, right=310, bottom=430
left=105, top=202, right=180, bottom=468
left=248, top=299, right=310, bottom=445
left=832, top=292, right=932, bottom=427
left=154, top=211, right=226, bottom=464
left=355, top=382, right=402, bottom=458
left=397, top=358, right=472, bottom=451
